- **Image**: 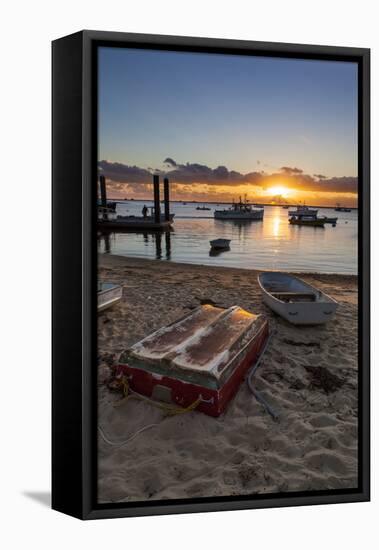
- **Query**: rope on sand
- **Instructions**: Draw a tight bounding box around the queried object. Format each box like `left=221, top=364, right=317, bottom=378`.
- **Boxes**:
left=98, top=423, right=160, bottom=448
left=247, top=329, right=279, bottom=421
left=99, top=379, right=202, bottom=448
left=114, top=376, right=202, bottom=415
left=100, top=330, right=278, bottom=448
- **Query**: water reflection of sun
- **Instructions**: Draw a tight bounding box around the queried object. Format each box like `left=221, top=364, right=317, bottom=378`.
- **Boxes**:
left=272, top=215, right=281, bottom=237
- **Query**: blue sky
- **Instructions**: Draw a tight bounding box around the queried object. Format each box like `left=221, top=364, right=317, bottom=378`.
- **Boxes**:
left=98, top=46, right=358, bottom=179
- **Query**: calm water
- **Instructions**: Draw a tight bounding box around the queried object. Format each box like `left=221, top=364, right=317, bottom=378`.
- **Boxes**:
left=98, top=201, right=358, bottom=274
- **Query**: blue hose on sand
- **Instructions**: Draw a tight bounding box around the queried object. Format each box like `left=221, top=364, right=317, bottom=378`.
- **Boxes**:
left=247, top=330, right=279, bottom=421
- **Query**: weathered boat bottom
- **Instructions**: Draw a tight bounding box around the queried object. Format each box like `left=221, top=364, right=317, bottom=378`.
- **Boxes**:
left=117, top=305, right=269, bottom=416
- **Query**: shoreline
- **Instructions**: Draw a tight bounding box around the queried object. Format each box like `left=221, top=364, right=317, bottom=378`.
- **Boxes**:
left=97, top=254, right=358, bottom=503
left=99, top=253, right=358, bottom=281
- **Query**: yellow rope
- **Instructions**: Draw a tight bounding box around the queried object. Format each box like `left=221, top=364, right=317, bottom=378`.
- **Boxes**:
left=113, top=375, right=201, bottom=415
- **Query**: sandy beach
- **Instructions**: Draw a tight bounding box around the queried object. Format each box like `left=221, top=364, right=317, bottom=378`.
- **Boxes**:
left=97, top=254, right=358, bottom=503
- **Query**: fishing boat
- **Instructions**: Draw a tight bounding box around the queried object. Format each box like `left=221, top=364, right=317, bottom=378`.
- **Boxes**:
left=258, top=272, right=338, bottom=325
left=214, top=197, right=264, bottom=220
left=282, top=205, right=289, bottom=209
left=335, top=203, right=351, bottom=212
left=97, top=282, right=123, bottom=312
left=289, top=215, right=325, bottom=227
left=116, top=304, right=269, bottom=417
left=210, top=238, right=231, bottom=250
left=288, top=205, right=318, bottom=216
left=196, top=205, right=211, bottom=211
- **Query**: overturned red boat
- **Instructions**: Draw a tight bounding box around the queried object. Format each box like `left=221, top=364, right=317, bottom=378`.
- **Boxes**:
left=116, top=304, right=269, bottom=417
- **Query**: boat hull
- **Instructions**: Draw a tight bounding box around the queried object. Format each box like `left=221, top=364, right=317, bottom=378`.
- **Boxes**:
left=210, top=238, right=231, bottom=249
left=289, top=218, right=325, bottom=227
left=97, top=283, right=122, bottom=312
left=214, top=211, right=264, bottom=220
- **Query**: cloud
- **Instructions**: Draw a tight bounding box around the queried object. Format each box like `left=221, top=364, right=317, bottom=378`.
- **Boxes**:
left=98, top=158, right=357, bottom=196
left=280, top=166, right=303, bottom=175
left=163, top=157, right=177, bottom=167
left=98, top=160, right=152, bottom=183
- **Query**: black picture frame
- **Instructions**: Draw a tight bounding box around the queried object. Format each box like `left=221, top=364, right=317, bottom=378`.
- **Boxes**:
left=52, top=30, right=370, bottom=520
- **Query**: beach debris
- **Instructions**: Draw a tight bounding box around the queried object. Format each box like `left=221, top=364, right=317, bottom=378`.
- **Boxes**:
left=283, top=338, right=321, bottom=348
left=98, top=352, right=116, bottom=367
left=289, top=379, right=307, bottom=391
left=303, top=365, right=344, bottom=394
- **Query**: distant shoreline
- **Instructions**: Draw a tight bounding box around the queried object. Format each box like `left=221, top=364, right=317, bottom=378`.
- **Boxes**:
left=105, top=198, right=358, bottom=210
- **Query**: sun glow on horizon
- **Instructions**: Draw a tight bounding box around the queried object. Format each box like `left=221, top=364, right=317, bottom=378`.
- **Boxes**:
left=265, top=185, right=293, bottom=198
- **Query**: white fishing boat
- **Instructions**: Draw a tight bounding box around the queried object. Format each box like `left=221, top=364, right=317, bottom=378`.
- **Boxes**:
left=258, top=272, right=338, bottom=325
left=288, top=205, right=318, bottom=217
left=210, top=238, right=231, bottom=250
left=214, top=197, right=264, bottom=220
left=97, top=282, right=123, bottom=312
left=335, top=203, right=351, bottom=212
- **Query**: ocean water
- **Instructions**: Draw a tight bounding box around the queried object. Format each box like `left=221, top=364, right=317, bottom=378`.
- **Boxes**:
left=98, top=201, right=358, bottom=274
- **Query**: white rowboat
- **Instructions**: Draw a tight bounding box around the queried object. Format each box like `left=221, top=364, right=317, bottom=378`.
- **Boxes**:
left=258, top=272, right=338, bottom=325
left=210, top=238, right=231, bottom=250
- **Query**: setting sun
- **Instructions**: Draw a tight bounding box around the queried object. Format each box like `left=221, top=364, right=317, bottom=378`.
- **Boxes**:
left=266, top=185, right=292, bottom=197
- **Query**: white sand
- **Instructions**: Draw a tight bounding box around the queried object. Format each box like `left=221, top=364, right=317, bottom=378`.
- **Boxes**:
left=97, top=255, right=358, bottom=503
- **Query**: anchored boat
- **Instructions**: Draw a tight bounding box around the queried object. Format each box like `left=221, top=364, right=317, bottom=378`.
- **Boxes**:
left=214, top=197, right=264, bottom=220
left=335, top=203, right=351, bottom=212
left=288, top=205, right=318, bottom=217
left=116, top=304, right=269, bottom=416
left=210, top=238, right=231, bottom=250
left=258, top=272, right=338, bottom=325
left=289, top=215, right=325, bottom=227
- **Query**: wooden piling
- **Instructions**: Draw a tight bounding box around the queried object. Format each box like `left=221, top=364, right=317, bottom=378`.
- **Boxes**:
left=153, top=175, right=160, bottom=223
left=163, top=177, right=170, bottom=221
left=99, top=175, right=107, bottom=207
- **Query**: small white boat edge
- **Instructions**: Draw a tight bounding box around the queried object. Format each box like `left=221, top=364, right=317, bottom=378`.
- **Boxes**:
left=98, top=282, right=123, bottom=312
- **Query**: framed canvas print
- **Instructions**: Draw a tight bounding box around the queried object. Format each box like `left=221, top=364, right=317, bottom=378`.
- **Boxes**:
left=52, top=30, right=370, bottom=519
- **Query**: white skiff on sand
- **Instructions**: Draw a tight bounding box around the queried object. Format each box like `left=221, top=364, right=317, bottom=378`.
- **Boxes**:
left=258, top=272, right=338, bottom=325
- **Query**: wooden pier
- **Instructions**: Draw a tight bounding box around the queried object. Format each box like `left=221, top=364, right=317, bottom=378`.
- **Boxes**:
left=97, top=174, right=174, bottom=231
